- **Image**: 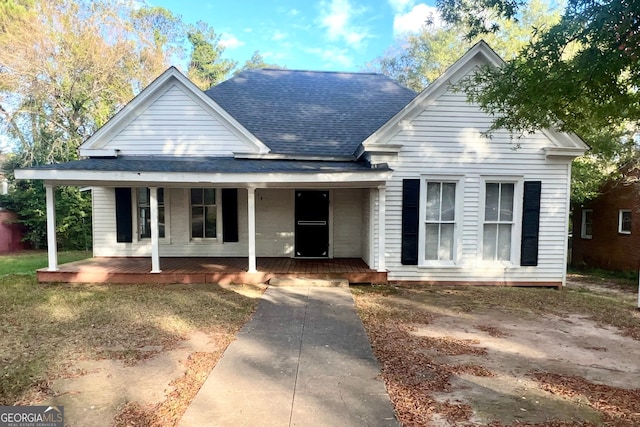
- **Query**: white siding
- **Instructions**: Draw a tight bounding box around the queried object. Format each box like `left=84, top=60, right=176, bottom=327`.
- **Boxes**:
left=332, top=189, right=362, bottom=257
left=93, top=187, right=249, bottom=257
left=361, top=189, right=372, bottom=266
left=92, top=187, right=365, bottom=259
left=255, top=189, right=294, bottom=256
left=102, top=84, right=251, bottom=156
left=380, top=90, right=571, bottom=284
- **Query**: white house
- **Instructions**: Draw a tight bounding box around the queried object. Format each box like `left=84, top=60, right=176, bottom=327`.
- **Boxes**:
left=15, top=41, right=588, bottom=286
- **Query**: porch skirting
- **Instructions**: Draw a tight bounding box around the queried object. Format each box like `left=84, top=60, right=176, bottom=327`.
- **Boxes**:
left=37, top=257, right=387, bottom=285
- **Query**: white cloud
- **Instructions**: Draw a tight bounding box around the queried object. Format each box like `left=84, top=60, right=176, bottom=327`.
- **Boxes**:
left=387, top=0, right=414, bottom=13
left=393, top=3, right=443, bottom=35
left=219, top=33, right=245, bottom=49
left=272, top=30, right=288, bottom=41
left=318, top=0, right=370, bottom=47
left=305, top=47, right=354, bottom=69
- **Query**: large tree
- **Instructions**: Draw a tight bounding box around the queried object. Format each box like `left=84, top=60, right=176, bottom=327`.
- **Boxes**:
left=0, top=0, right=210, bottom=249
left=187, top=21, right=237, bottom=90
left=371, top=0, right=559, bottom=92
left=436, top=0, right=639, bottom=201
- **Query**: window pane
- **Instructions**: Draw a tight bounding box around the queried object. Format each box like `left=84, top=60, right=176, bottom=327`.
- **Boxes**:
left=483, top=224, right=497, bottom=260
left=158, top=188, right=164, bottom=205
left=191, top=206, right=204, bottom=238
left=621, top=211, right=632, bottom=233
left=139, top=207, right=150, bottom=238
left=441, top=183, right=456, bottom=221
left=205, top=206, right=217, bottom=238
left=485, top=183, right=499, bottom=221
left=158, top=207, right=165, bottom=238
left=499, top=183, right=514, bottom=221
left=440, top=223, right=454, bottom=260
left=191, top=188, right=203, bottom=205
left=138, top=188, right=149, bottom=205
left=204, top=188, right=216, bottom=205
left=425, top=182, right=441, bottom=221
left=497, top=224, right=512, bottom=260
left=424, top=224, right=439, bottom=260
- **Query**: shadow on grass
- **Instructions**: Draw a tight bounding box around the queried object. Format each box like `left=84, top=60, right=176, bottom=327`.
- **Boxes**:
left=0, top=274, right=261, bottom=406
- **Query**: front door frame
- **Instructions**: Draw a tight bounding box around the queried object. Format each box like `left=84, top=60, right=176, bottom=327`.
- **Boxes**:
left=294, top=189, right=333, bottom=258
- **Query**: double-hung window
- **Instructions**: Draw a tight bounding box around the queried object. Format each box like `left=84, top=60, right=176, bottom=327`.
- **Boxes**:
left=419, top=179, right=460, bottom=265
left=581, top=209, right=593, bottom=239
left=191, top=188, right=217, bottom=239
left=137, top=188, right=165, bottom=239
left=618, top=209, right=631, bottom=234
left=482, top=182, right=515, bottom=261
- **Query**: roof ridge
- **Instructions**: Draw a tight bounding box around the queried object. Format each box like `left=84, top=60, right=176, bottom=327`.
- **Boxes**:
left=255, top=68, right=384, bottom=76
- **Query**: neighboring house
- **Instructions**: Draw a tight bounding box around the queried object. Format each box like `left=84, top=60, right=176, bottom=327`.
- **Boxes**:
left=572, top=167, right=638, bottom=272
left=15, top=42, right=588, bottom=286
left=0, top=154, right=28, bottom=253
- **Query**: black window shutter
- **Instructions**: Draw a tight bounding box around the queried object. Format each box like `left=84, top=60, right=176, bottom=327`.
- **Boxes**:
left=521, top=181, right=542, bottom=266
left=401, top=179, right=420, bottom=265
left=115, top=187, right=132, bottom=243
left=222, top=188, right=239, bottom=242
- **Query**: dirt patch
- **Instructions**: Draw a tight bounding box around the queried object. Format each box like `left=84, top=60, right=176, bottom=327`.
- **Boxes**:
left=353, top=282, right=640, bottom=426
left=41, top=332, right=222, bottom=427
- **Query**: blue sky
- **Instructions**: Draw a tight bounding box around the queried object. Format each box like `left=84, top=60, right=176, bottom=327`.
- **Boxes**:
left=149, top=0, right=440, bottom=72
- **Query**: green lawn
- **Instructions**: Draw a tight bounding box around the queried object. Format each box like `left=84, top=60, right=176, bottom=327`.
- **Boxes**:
left=0, top=251, right=91, bottom=275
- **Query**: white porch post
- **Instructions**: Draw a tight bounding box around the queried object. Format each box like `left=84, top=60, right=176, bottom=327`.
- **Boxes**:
left=377, top=185, right=387, bottom=272
left=247, top=186, right=257, bottom=273
left=149, top=186, right=161, bottom=273
left=45, top=185, right=58, bottom=271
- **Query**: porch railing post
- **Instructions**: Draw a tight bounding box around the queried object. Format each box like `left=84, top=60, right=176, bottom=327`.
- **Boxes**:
left=45, top=184, right=58, bottom=271
left=150, top=186, right=161, bottom=273
left=247, top=186, right=257, bottom=273
left=377, top=185, right=387, bottom=272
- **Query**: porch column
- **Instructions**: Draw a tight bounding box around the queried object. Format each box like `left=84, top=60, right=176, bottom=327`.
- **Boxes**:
left=377, top=185, right=387, bottom=272
left=149, top=186, right=161, bottom=273
left=45, top=184, right=58, bottom=271
left=247, top=186, right=257, bottom=273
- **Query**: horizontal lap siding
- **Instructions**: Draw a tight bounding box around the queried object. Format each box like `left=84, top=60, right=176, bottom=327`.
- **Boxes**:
left=92, top=187, right=249, bottom=257
left=333, top=189, right=363, bottom=257
left=92, top=187, right=365, bottom=259
left=256, top=189, right=294, bottom=256
left=104, top=84, right=249, bottom=156
left=384, top=91, right=571, bottom=283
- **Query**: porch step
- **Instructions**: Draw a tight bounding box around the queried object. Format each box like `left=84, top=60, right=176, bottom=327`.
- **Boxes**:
left=267, top=277, right=349, bottom=288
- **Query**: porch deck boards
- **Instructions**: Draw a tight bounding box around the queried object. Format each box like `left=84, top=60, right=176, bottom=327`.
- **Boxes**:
left=37, top=257, right=387, bottom=285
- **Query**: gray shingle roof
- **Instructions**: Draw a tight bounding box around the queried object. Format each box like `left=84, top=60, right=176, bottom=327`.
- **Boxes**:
left=31, top=156, right=389, bottom=174
left=206, top=69, right=417, bottom=157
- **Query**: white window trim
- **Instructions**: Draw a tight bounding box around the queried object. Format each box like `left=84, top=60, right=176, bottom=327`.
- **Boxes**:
left=478, top=176, right=523, bottom=267
left=189, top=188, right=223, bottom=242
left=418, top=175, right=464, bottom=268
left=618, top=209, right=631, bottom=234
left=580, top=209, right=593, bottom=239
left=133, top=187, right=170, bottom=243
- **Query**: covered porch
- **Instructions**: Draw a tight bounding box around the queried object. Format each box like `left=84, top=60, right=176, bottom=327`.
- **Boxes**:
left=37, top=257, right=387, bottom=285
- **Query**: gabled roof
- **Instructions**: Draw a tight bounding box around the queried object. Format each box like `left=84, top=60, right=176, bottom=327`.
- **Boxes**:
left=360, top=40, right=589, bottom=158
left=79, top=67, right=270, bottom=157
left=206, top=69, right=417, bottom=157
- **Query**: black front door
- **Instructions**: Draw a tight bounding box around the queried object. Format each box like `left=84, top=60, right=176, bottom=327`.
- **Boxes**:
left=295, top=190, right=329, bottom=257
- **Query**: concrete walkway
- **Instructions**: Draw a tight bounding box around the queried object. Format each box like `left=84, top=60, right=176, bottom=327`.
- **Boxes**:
left=179, top=284, right=398, bottom=427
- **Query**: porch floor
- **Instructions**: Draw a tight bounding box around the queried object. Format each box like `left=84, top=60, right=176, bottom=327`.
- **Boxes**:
left=37, top=257, right=387, bottom=285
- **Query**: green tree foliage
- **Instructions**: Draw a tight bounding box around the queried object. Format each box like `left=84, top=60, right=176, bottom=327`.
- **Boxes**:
left=187, top=21, right=237, bottom=90
left=436, top=0, right=639, bottom=201
left=371, top=0, right=559, bottom=92
left=0, top=0, right=201, bottom=249
left=237, top=50, right=286, bottom=74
